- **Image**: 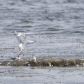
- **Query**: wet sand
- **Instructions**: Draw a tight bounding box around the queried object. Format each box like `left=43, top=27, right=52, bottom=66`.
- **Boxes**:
left=0, top=58, right=84, bottom=67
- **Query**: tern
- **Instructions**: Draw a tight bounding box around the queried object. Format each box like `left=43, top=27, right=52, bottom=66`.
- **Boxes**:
left=13, top=30, right=35, bottom=59
left=11, top=55, right=20, bottom=60
left=32, top=54, right=36, bottom=62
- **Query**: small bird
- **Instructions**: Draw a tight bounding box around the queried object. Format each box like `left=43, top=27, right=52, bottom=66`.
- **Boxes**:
left=11, top=55, right=20, bottom=60
left=32, top=54, right=36, bottom=62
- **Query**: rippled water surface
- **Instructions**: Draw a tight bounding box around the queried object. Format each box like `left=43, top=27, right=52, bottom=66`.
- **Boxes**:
left=0, top=0, right=84, bottom=83
left=0, top=0, right=84, bottom=60
left=0, top=66, right=84, bottom=84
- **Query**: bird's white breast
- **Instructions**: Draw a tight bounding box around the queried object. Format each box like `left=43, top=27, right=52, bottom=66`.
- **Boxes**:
left=19, top=43, right=23, bottom=48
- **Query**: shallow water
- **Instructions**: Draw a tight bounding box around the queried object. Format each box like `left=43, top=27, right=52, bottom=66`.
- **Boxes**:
left=0, top=66, right=84, bottom=84
left=0, top=0, right=84, bottom=83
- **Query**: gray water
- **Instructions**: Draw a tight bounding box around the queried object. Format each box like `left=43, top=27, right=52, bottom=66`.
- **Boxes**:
left=0, top=66, right=84, bottom=84
left=0, top=0, right=84, bottom=83
left=0, top=0, right=84, bottom=60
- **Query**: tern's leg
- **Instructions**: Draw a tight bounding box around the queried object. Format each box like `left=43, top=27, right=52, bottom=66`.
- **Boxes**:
left=19, top=51, right=22, bottom=55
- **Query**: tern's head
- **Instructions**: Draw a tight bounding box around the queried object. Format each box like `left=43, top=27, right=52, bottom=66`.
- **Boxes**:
left=17, top=34, right=20, bottom=38
left=18, top=36, right=20, bottom=38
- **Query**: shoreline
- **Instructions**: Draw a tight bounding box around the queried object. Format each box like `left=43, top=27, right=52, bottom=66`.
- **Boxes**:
left=0, top=58, right=84, bottom=67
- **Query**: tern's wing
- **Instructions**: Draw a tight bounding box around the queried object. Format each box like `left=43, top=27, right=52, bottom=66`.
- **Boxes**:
left=23, top=40, right=35, bottom=49
left=24, top=32, right=33, bottom=35
left=26, top=40, right=35, bottom=45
